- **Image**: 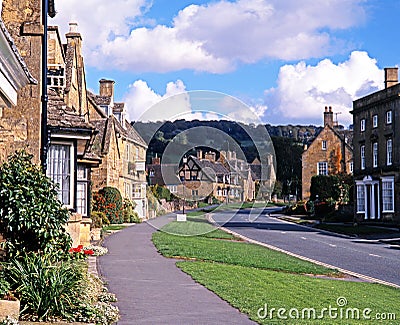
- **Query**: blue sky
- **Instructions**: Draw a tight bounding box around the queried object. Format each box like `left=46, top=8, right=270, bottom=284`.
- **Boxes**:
left=51, top=0, right=400, bottom=127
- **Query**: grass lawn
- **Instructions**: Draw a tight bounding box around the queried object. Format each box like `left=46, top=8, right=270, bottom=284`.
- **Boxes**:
left=314, top=223, right=399, bottom=237
left=102, top=224, right=127, bottom=231
left=152, top=217, right=399, bottom=324
left=177, top=261, right=400, bottom=324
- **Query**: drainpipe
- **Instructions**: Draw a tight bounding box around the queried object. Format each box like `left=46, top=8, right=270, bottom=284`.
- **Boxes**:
left=40, top=0, right=49, bottom=172
left=40, top=0, right=55, bottom=172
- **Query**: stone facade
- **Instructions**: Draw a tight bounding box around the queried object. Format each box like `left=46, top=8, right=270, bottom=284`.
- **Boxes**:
left=352, top=68, right=400, bottom=225
left=1, top=0, right=43, bottom=164
left=302, top=107, right=353, bottom=200
left=89, top=80, right=148, bottom=218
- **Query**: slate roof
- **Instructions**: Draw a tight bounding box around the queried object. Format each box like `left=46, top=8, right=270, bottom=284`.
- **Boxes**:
left=191, top=156, right=229, bottom=175
left=47, top=88, right=94, bottom=130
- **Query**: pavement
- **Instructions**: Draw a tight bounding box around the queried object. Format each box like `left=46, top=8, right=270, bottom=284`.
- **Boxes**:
left=98, top=214, right=256, bottom=325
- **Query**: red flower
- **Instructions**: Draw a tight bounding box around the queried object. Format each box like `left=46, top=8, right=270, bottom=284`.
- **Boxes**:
left=84, top=249, right=94, bottom=255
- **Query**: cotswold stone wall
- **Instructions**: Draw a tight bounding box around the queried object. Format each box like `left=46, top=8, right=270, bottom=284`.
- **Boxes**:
left=1, top=0, right=43, bottom=164
left=302, top=127, right=353, bottom=200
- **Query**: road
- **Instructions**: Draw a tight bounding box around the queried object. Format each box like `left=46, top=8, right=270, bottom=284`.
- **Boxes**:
left=211, top=207, right=400, bottom=287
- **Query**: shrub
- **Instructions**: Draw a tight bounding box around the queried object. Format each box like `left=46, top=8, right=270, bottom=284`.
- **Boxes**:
left=4, top=253, right=85, bottom=321
left=0, top=150, right=71, bottom=259
left=93, top=187, right=123, bottom=224
left=122, top=198, right=141, bottom=223
left=310, top=175, right=341, bottom=201
left=0, top=272, right=10, bottom=298
left=91, top=211, right=109, bottom=229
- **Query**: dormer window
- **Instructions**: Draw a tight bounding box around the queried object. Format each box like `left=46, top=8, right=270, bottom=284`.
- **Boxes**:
left=100, top=105, right=111, bottom=116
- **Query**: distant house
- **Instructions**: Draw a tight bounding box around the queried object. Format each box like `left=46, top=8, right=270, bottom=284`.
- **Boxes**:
left=89, top=79, right=148, bottom=218
left=352, top=68, right=400, bottom=225
left=302, top=107, right=353, bottom=200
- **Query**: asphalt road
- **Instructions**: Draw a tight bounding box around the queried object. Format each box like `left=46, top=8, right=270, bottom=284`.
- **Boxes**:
left=211, top=208, right=400, bottom=287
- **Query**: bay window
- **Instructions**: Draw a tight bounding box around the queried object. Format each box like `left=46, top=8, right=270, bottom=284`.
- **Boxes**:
left=47, top=143, right=74, bottom=208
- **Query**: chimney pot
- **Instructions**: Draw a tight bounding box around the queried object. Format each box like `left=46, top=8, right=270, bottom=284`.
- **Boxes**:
left=69, top=22, right=79, bottom=33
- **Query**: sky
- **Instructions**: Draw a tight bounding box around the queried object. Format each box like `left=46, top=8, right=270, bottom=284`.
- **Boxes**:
left=50, top=0, right=400, bottom=127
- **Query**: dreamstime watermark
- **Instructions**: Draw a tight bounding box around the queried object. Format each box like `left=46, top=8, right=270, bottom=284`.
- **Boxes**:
left=257, top=297, right=396, bottom=321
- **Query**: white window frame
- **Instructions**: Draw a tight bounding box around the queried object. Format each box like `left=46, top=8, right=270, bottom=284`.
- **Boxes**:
left=361, top=145, right=365, bottom=170
left=317, top=162, right=328, bottom=176
left=386, top=110, right=392, bottom=124
left=373, top=142, right=378, bottom=168
left=387, top=139, right=393, bottom=166
left=322, top=140, right=327, bottom=150
left=360, top=118, right=366, bottom=132
left=372, top=115, right=378, bottom=128
left=356, top=183, right=365, bottom=213
left=46, top=141, right=75, bottom=209
left=76, top=165, right=89, bottom=216
left=381, top=177, right=394, bottom=213
left=349, top=162, right=354, bottom=174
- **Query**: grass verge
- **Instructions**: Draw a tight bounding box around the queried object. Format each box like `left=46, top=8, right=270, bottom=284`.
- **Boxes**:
left=177, top=261, right=400, bottom=324
left=152, top=217, right=400, bottom=324
left=314, top=223, right=399, bottom=237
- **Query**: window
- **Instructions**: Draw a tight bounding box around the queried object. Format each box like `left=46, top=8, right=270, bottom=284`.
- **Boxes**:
left=387, top=139, right=393, bottom=166
left=372, top=115, right=378, bottom=128
left=349, top=162, right=354, bottom=173
left=133, top=184, right=142, bottom=199
left=47, top=143, right=74, bottom=207
left=373, top=142, right=378, bottom=168
left=386, top=110, right=392, bottom=124
left=192, top=190, right=198, bottom=196
left=382, top=178, right=394, bottom=212
left=322, top=140, right=327, bottom=150
left=317, top=162, right=328, bottom=175
left=356, top=184, right=365, bottom=213
left=360, top=119, right=366, bottom=132
left=360, top=145, right=365, bottom=170
left=124, top=182, right=131, bottom=199
left=76, top=165, right=89, bottom=216
left=167, top=185, right=177, bottom=193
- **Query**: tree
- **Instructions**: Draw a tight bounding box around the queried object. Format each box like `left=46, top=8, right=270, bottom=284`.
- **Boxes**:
left=0, top=150, right=72, bottom=259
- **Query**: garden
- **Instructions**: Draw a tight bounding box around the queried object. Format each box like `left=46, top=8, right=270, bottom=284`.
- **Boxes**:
left=0, top=151, right=119, bottom=324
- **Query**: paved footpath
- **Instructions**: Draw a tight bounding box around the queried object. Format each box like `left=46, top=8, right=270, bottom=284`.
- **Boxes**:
left=98, top=214, right=256, bottom=325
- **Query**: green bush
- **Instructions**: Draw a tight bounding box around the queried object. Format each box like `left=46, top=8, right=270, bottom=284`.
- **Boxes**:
left=92, top=187, right=123, bottom=224
left=91, top=211, right=109, bottom=229
left=0, top=271, right=10, bottom=298
left=310, top=175, right=341, bottom=201
left=4, top=253, right=84, bottom=321
left=0, top=150, right=71, bottom=259
left=151, top=184, right=173, bottom=201
left=122, top=198, right=141, bottom=223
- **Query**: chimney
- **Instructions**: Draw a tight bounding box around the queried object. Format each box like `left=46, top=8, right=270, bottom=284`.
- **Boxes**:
left=152, top=156, right=160, bottom=165
left=99, top=79, right=115, bottom=99
left=204, top=151, right=216, bottom=162
left=323, top=106, right=333, bottom=127
left=384, top=67, right=398, bottom=88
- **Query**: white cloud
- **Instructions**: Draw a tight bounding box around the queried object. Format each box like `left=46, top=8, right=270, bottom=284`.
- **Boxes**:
left=50, top=0, right=367, bottom=73
left=124, top=79, right=188, bottom=121
left=265, top=51, right=384, bottom=125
